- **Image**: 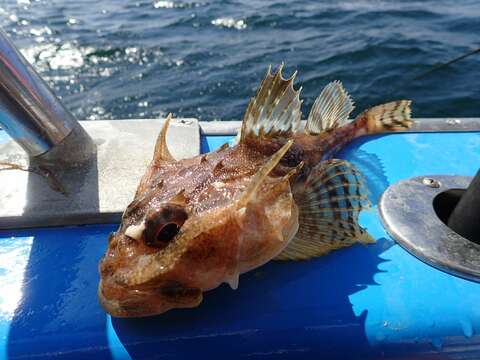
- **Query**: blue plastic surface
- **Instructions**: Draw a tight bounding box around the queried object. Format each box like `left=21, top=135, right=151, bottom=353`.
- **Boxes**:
left=1, top=132, right=480, bottom=359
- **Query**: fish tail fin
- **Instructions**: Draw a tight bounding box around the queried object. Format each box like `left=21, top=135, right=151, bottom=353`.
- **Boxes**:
left=305, top=80, right=355, bottom=134
left=356, top=100, right=413, bottom=135
left=239, top=64, right=302, bottom=142
left=276, top=159, right=373, bottom=261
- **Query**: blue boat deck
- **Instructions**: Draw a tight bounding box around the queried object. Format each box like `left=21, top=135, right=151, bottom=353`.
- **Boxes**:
left=1, top=131, right=480, bottom=359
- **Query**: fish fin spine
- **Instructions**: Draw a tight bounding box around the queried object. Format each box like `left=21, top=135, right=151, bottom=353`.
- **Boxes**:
left=240, top=64, right=302, bottom=142
left=275, top=159, right=373, bottom=261
left=237, top=140, right=294, bottom=208
left=305, top=81, right=355, bottom=134
left=153, top=113, right=175, bottom=163
left=357, top=100, right=413, bottom=134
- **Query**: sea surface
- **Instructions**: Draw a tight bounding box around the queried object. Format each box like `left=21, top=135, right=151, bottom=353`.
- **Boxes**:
left=0, top=0, right=479, bottom=121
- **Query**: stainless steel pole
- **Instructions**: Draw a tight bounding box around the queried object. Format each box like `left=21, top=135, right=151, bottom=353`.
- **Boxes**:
left=447, top=170, right=480, bottom=244
left=0, top=29, right=95, bottom=163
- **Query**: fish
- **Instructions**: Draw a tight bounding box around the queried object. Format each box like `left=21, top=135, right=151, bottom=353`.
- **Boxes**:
left=98, top=64, right=412, bottom=317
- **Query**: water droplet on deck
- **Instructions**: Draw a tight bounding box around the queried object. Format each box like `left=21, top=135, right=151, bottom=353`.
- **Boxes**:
left=446, top=119, right=461, bottom=125
left=461, top=319, right=474, bottom=338
left=431, top=338, right=443, bottom=350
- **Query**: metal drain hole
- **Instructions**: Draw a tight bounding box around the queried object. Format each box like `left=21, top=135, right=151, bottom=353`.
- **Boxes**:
left=433, top=189, right=480, bottom=244
left=379, top=175, right=480, bottom=282
left=433, top=189, right=464, bottom=224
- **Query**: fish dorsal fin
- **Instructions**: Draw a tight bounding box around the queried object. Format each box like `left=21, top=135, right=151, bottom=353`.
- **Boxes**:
left=153, top=113, right=175, bottom=163
left=276, top=159, right=373, bottom=261
left=237, top=140, right=293, bottom=208
left=306, top=81, right=355, bottom=135
left=240, top=64, right=302, bottom=142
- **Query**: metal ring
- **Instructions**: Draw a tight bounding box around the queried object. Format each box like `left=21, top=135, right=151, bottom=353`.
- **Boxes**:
left=379, top=175, right=480, bottom=282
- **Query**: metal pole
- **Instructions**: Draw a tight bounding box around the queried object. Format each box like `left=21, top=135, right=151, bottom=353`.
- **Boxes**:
left=0, top=29, right=95, bottom=164
left=447, top=170, right=480, bottom=244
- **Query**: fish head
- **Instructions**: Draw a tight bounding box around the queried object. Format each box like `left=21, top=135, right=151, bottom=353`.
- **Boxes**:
left=98, top=135, right=299, bottom=318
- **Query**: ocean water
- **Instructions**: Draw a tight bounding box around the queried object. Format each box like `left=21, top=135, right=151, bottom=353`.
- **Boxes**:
left=0, top=0, right=479, bottom=121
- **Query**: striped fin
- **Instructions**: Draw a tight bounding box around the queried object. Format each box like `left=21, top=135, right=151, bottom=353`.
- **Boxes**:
left=305, top=81, right=355, bottom=134
left=276, top=159, right=373, bottom=261
left=359, top=100, right=413, bottom=133
left=240, top=64, right=302, bottom=142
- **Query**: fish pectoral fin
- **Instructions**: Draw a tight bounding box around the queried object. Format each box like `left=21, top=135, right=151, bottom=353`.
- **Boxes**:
left=357, top=100, right=413, bottom=133
left=275, top=159, right=374, bottom=261
left=306, top=81, right=355, bottom=135
left=239, top=64, right=302, bottom=142
left=153, top=113, right=175, bottom=163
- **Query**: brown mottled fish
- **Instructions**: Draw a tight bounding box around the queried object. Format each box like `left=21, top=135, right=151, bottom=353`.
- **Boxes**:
left=98, top=65, right=412, bottom=317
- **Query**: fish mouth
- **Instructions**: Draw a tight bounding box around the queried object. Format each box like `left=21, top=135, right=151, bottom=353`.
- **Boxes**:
left=98, top=279, right=203, bottom=318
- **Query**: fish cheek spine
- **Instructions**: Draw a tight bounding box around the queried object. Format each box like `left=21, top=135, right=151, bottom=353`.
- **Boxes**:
left=173, top=211, right=244, bottom=292
left=175, top=178, right=299, bottom=293
left=235, top=180, right=300, bottom=276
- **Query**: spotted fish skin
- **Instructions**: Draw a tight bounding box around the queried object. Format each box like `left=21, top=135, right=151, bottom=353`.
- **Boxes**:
left=98, top=65, right=412, bottom=317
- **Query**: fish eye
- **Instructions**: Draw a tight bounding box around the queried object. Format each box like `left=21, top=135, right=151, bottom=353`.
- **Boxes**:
left=144, top=204, right=188, bottom=248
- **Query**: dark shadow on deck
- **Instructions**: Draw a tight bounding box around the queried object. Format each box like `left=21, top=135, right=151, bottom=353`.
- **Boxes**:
left=338, top=135, right=390, bottom=206
left=112, top=239, right=390, bottom=360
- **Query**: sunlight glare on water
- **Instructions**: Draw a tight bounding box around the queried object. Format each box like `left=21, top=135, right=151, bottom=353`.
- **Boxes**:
left=0, top=0, right=478, bottom=121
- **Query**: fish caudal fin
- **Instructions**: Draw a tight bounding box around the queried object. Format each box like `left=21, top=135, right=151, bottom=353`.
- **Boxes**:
left=276, top=159, right=373, bottom=261
left=240, top=64, right=302, bottom=142
left=357, top=100, right=413, bottom=134
left=305, top=81, right=355, bottom=134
